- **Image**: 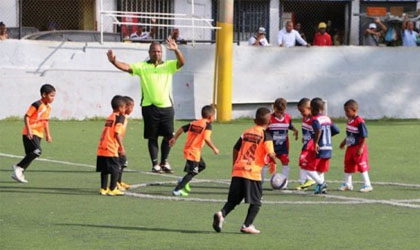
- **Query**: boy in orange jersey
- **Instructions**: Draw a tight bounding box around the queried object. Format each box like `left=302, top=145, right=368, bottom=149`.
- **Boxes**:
left=169, top=105, right=219, bottom=196
left=97, top=95, right=127, bottom=196
left=116, top=96, right=135, bottom=191
left=213, top=107, right=276, bottom=234
left=12, top=84, right=56, bottom=183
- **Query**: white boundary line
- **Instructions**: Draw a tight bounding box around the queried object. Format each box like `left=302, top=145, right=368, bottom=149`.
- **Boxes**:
left=2, top=152, right=420, bottom=209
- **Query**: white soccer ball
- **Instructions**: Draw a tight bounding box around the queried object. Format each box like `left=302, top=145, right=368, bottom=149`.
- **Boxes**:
left=270, top=173, right=288, bottom=190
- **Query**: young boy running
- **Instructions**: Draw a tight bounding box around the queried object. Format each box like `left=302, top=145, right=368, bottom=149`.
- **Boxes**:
left=295, top=98, right=316, bottom=190
left=339, top=99, right=372, bottom=192
left=116, top=96, right=134, bottom=191
left=12, top=84, right=56, bottom=183
left=303, top=98, right=339, bottom=194
left=267, top=98, right=298, bottom=189
left=170, top=105, right=219, bottom=196
left=97, top=95, right=126, bottom=196
left=213, top=107, right=276, bottom=234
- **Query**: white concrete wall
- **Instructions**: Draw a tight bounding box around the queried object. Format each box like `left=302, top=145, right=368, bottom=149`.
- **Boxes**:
left=96, top=0, right=117, bottom=32
left=269, top=0, right=280, bottom=45
left=1, top=40, right=420, bottom=120
left=0, top=0, right=18, bottom=27
left=350, top=0, right=360, bottom=45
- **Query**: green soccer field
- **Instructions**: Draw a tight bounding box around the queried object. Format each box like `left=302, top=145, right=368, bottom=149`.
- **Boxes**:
left=1, top=119, right=419, bottom=250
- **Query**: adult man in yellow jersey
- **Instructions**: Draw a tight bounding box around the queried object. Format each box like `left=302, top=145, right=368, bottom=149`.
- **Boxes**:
left=106, top=38, right=185, bottom=173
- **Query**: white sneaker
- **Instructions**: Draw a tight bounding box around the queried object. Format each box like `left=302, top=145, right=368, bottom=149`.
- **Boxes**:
left=338, top=183, right=353, bottom=191
left=360, top=185, right=373, bottom=193
left=212, top=211, right=224, bottom=233
left=151, top=165, right=162, bottom=173
left=11, top=165, right=28, bottom=183
left=160, top=162, right=174, bottom=173
left=240, top=224, right=261, bottom=234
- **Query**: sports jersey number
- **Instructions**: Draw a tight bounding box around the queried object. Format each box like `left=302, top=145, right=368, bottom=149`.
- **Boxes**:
left=321, top=126, right=331, bottom=145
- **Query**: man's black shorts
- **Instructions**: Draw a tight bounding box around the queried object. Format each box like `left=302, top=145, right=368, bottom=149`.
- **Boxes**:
left=22, top=135, right=42, bottom=156
left=227, top=177, right=262, bottom=205
left=142, top=105, right=174, bottom=139
left=184, top=158, right=206, bottom=175
left=96, top=156, right=121, bottom=174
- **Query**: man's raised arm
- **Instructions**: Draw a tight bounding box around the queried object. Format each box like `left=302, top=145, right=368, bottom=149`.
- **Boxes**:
left=107, top=50, right=133, bottom=73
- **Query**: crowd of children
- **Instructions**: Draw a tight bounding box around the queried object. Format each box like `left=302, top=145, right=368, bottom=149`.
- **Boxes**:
left=11, top=84, right=373, bottom=234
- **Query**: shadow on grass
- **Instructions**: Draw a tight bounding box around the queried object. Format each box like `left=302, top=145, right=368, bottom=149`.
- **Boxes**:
left=55, top=223, right=240, bottom=235
left=0, top=185, right=94, bottom=196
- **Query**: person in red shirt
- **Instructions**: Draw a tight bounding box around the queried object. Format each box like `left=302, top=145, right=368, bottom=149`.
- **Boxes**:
left=313, top=22, right=332, bottom=46
left=12, top=84, right=56, bottom=183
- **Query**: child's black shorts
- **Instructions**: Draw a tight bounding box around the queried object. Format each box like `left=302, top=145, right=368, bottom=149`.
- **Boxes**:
left=22, top=135, right=42, bottom=156
left=227, top=177, right=262, bottom=205
left=119, top=155, right=128, bottom=168
left=96, top=156, right=121, bottom=174
left=184, top=158, right=206, bottom=175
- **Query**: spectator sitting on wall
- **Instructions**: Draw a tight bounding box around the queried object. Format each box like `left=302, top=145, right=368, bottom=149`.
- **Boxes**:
left=0, top=22, right=8, bottom=40
left=363, top=18, right=386, bottom=46
left=313, top=22, right=332, bottom=46
left=47, top=21, right=57, bottom=31
left=278, top=21, right=309, bottom=48
left=333, top=29, right=344, bottom=45
left=130, top=19, right=157, bottom=41
left=168, top=28, right=187, bottom=44
left=248, top=27, right=269, bottom=46
left=401, top=14, right=419, bottom=47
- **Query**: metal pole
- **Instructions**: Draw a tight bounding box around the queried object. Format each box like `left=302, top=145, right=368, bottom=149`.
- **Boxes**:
left=19, top=0, right=23, bottom=39
left=215, top=0, right=234, bottom=122
left=100, top=0, right=104, bottom=44
left=192, top=0, right=195, bottom=46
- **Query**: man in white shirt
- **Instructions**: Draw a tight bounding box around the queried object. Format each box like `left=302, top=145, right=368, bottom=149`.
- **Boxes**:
left=278, top=21, right=309, bottom=48
left=130, top=20, right=157, bottom=41
left=248, top=27, right=269, bottom=46
left=402, top=15, right=419, bottom=47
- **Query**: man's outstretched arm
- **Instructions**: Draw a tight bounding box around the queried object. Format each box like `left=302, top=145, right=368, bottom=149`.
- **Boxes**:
left=107, top=50, right=133, bottom=73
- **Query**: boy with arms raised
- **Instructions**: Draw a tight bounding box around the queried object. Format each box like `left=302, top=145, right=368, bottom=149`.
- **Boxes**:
left=170, top=105, right=219, bottom=196
left=116, top=96, right=135, bottom=191
left=97, top=95, right=126, bottom=196
left=213, top=107, right=276, bottom=234
left=339, top=99, right=372, bottom=192
left=12, top=84, right=56, bottom=183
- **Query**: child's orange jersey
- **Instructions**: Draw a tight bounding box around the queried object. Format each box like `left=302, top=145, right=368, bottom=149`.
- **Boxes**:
left=97, top=112, right=125, bottom=157
left=22, top=100, right=51, bottom=139
left=117, top=115, right=129, bottom=152
left=182, top=119, right=212, bottom=162
left=232, top=125, right=274, bottom=181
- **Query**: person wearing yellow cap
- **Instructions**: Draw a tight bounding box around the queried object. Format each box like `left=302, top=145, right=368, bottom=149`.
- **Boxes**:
left=313, top=22, right=332, bottom=46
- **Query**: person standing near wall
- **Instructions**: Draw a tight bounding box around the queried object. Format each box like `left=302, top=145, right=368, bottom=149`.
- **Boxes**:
left=278, top=21, right=309, bottom=48
left=248, top=27, right=269, bottom=46
left=0, top=22, right=8, bottom=40
left=313, top=22, right=332, bottom=46
left=363, top=18, right=387, bottom=46
left=401, top=15, right=419, bottom=47
left=106, top=39, right=185, bottom=173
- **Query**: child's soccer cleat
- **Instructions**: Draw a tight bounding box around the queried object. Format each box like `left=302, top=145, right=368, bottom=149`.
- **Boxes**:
left=172, top=189, right=188, bottom=197
left=240, top=224, right=261, bottom=234
left=314, top=182, right=328, bottom=194
left=184, top=182, right=191, bottom=193
left=107, top=188, right=125, bottom=196
left=212, top=211, right=224, bottom=233
left=296, top=179, right=316, bottom=190
left=152, top=165, right=163, bottom=173
left=120, top=182, right=131, bottom=189
left=338, top=183, right=353, bottom=191
left=160, top=163, right=174, bottom=173
left=99, top=188, right=109, bottom=195
left=359, top=185, right=373, bottom=193
left=11, top=165, right=28, bottom=183
left=117, top=182, right=126, bottom=191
